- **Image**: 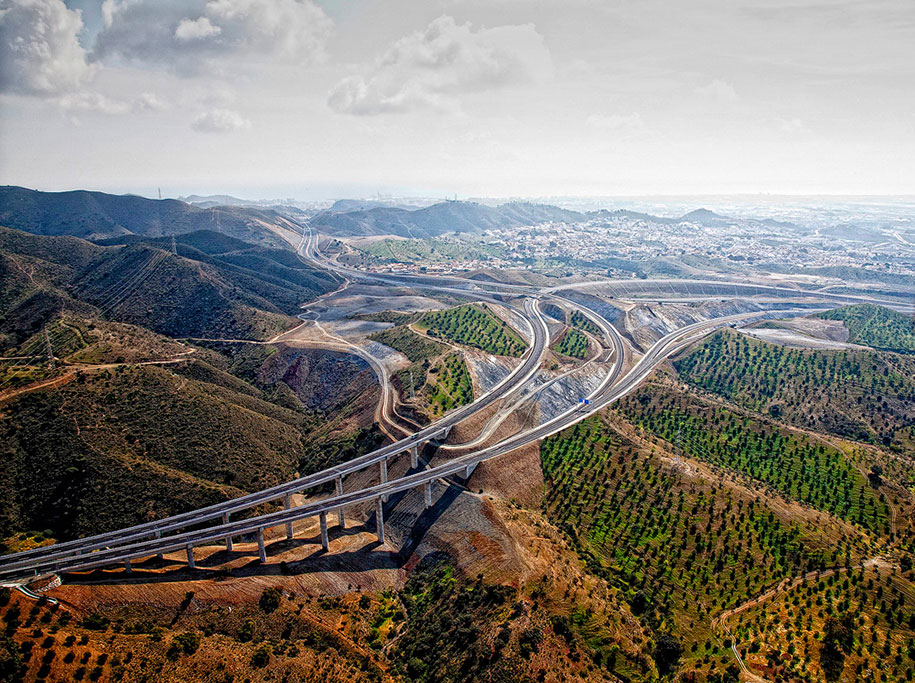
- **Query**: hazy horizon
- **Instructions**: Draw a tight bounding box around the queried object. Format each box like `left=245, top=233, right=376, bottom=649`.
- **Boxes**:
left=6, top=184, right=915, bottom=206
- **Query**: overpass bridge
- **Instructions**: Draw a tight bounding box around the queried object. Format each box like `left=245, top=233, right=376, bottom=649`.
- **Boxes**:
left=0, top=293, right=553, bottom=579
left=0, top=223, right=898, bottom=583
left=0, top=304, right=771, bottom=582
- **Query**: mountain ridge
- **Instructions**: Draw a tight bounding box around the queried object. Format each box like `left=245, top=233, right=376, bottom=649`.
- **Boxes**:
left=311, top=199, right=585, bottom=237
left=0, top=226, right=335, bottom=343
left=0, top=186, right=295, bottom=248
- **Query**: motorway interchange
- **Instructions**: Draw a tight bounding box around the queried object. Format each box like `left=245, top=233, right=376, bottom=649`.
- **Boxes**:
left=0, top=228, right=906, bottom=584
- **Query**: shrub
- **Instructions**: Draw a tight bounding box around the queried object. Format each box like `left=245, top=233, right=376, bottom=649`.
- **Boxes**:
left=251, top=644, right=271, bottom=668
left=237, top=619, right=255, bottom=643
left=81, top=613, right=109, bottom=631
left=259, top=587, right=282, bottom=614
left=653, top=634, right=683, bottom=675
left=166, top=631, right=201, bottom=660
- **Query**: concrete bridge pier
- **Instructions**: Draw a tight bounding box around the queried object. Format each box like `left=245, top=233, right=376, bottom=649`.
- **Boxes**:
left=335, top=476, right=345, bottom=527
left=410, top=445, right=419, bottom=469
left=222, top=513, right=233, bottom=551
left=186, top=545, right=196, bottom=570
left=424, top=481, right=433, bottom=508
left=319, top=512, right=329, bottom=551
left=154, top=529, right=164, bottom=560
left=380, top=458, right=389, bottom=502
left=257, top=529, right=267, bottom=563
left=124, top=559, right=132, bottom=573
left=375, top=498, right=385, bottom=544
left=284, top=494, right=294, bottom=539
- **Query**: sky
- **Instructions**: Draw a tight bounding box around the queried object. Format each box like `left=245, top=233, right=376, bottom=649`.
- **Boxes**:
left=0, top=0, right=913, bottom=200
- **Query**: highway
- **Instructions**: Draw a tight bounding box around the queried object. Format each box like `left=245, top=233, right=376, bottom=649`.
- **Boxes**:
left=0, top=222, right=877, bottom=582
left=300, top=224, right=913, bottom=312
left=437, top=291, right=625, bottom=452
left=0, top=305, right=772, bottom=581
left=0, top=283, right=553, bottom=578
left=0, top=242, right=625, bottom=580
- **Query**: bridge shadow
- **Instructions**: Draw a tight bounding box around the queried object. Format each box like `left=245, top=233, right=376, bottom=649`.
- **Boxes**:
left=62, top=539, right=403, bottom=586
left=398, top=484, right=465, bottom=556
left=61, top=477, right=469, bottom=586
left=366, top=480, right=466, bottom=563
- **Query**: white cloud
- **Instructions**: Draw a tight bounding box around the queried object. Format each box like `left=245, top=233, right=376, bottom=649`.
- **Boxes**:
left=57, top=91, right=130, bottom=115
left=133, top=92, right=168, bottom=112
left=197, top=85, right=236, bottom=107
left=101, top=0, right=117, bottom=28
left=696, top=78, right=739, bottom=104
left=175, top=17, right=221, bottom=41
left=56, top=90, right=168, bottom=116
left=191, top=107, right=250, bottom=133
left=328, top=15, right=552, bottom=115
left=94, top=0, right=332, bottom=75
left=0, top=1, right=172, bottom=117
left=0, top=0, right=94, bottom=96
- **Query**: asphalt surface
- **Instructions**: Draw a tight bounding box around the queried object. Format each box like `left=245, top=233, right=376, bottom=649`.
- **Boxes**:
left=0, top=307, right=768, bottom=579
left=0, top=244, right=553, bottom=580
left=0, top=223, right=882, bottom=581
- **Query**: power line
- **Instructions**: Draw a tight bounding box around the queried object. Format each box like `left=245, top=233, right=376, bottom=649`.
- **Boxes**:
left=0, top=321, right=71, bottom=393
left=0, top=247, right=171, bottom=393
left=86, top=249, right=161, bottom=315
left=43, top=329, right=55, bottom=371
left=97, top=250, right=169, bottom=317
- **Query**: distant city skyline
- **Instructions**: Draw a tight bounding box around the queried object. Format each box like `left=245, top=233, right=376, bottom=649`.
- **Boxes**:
left=2, top=0, right=913, bottom=198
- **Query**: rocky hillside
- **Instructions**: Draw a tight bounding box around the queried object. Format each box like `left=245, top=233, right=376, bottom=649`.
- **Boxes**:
left=0, top=227, right=336, bottom=344
left=0, top=341, right=382, bottom=545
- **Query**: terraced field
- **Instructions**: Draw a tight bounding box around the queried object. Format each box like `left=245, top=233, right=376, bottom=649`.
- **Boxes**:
left=569, top=310, right=600, bottom=335
left=368, top=325, right=447, bottom=363
left=729, top=564, right=915, bottom=682
left=615, top=381, right=890, bottom=533
left=417, top=304, right=527, bottom=357
left=358, top=237, right=504, bottom=264
left=675, top=329, right=915, bottom=450
left=539, top=415, right=857, bottom=678
left=425, top=352, right=473, bottom=416
left=367, top=321, right=474, bottom=418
